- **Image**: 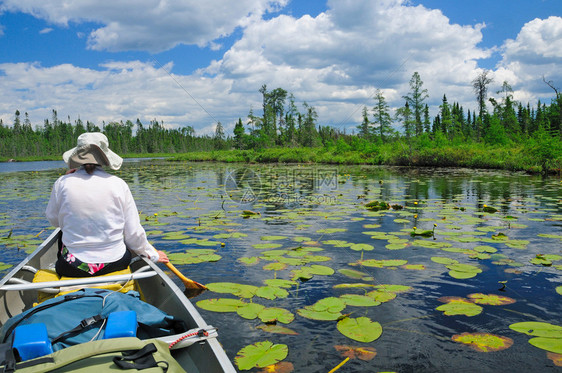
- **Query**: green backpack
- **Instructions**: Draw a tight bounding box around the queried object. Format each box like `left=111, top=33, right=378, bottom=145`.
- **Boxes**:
left=1, top=337, right=185, bottom=373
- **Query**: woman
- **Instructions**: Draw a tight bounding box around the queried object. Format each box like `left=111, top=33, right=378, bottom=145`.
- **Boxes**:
left=46, top=132, right=168, bottom=277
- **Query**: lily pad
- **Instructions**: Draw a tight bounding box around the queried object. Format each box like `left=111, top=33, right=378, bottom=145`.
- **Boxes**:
left=529, top=337, right=562, bottom=354
left=338, top=268, right=371, bottom=280
left=452, top=332, right=513, bottom=352
left=322, top=240, right=352, bottom=247
left=258, top=307, right=295, bottom=324
left=474, top=245, right=497, bottom=253
left=349, top=243, right=374, bottom=251
left=196, top=298, right=246, bottom=312
left=253, top=243, right=283, bottom=250
left=206, top=282, right=258, bottom=298
left=333, top=283, right=377, bottom=289
left=167, top=249, right=221, bottom=264
left=509, top=322, right=562, bottom=338
left=311, top=297, right=346, bottom=313
left=316, top=228, right=348, bottom=234
left=358, top=259, right=407, bottom=268
left=547, top=352, right=562, bottom=366
left=257, top=325, right=299, bottom=335
left=467, top=293, right=516, bottom=305
left=340, top=294, right=380, bottom=307
left=214, top=232, right=248, bottom=239
left=334, top=345, right=377, bottom=361
left=446, top=263, right=482, bottom=279
left=374, top=284, right=413, bottom=293
left=297, top=297, right=346, bottom=321
left=436, top=299, right=483, bottom=316
left=256, top=286, right=289, bottom=300
left=235, top=341, right=289, bottom=370
left=297, top=307, right=342, bottom=321
left=161, top=232, right=191, bottom=240
left=263, top=262, right=288, bottom=271
left=237, top=303, right=266, bottom=319
left=431, top=257, right=458, bottom=265
left=337, top=317, right=382, bottom=342
left=261, top=235, right=288, bottom=241
left=386, top=243, right=408, bottom=250
left=291, top=265, right=334, bottom=281
left=366, top=290, right=397, bottom=303
left=264, top=279, right=298, bottom=288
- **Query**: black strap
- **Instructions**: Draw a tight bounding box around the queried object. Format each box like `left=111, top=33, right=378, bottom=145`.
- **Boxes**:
left=1, top=348, right=17, bottom=373
left=113, top=343, right=168, bottom=372
left=1, top=291, right=104, bottom=343
left=119, top=343, right=157, bottom=361
left=51, top=315, right=105, bottom=344
left=0, top=347, right=55, bottom=373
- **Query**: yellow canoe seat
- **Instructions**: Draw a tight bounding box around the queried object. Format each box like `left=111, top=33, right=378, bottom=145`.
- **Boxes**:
left=33, top=268, right=137, bottom=303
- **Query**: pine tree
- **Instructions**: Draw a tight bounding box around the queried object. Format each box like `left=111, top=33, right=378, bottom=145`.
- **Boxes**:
left=233, top=118, right=245, bottom=149
left=439, top=95, right=451, bottom=137
left=372, top=90, right=392, bottom=142
left=423, top=104, right=430, bottom=133
left=396, top=101, right=414, bottom=139
left=358, top=106, right=371, bottom=139
left=403, top=72, right=428, bottom=136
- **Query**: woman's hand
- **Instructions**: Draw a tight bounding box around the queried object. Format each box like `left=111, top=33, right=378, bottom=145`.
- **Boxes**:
left=157, top=250, right=169, bottom=263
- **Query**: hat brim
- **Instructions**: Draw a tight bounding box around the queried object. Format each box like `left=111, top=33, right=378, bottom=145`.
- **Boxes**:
left=63, top=144, right=123, bottom=170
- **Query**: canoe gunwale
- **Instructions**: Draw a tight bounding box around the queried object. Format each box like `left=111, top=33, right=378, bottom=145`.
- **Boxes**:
left=0, top=228, right=236, bottom=372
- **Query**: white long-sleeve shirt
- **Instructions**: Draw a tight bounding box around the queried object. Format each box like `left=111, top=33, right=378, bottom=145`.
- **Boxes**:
left=46, top=167, right=159, bottom=263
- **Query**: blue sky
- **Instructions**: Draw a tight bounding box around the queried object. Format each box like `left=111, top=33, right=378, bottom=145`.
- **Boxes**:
left=0, top=0, right=561, bottom=134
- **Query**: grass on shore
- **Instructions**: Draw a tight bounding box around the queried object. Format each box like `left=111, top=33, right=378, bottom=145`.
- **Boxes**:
left=170, top=143, right=560, bottom=175
left=3, top=144, right=560, bottom=175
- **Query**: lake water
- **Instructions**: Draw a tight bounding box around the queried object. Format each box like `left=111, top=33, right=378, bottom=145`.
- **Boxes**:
left=0, top=160, right=561, bottom=372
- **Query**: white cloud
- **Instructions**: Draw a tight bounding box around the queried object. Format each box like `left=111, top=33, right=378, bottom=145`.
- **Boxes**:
left=209, top=0, right=490, bottom=126
left=0, top=1, right=559, bottom=135
left=39, top=27, right=52, bottom=34
left=496, top=16, right=562, bottom=100
left=0, top=0, right=288, bottom=52
left=0, top=61, right=245, bottom=135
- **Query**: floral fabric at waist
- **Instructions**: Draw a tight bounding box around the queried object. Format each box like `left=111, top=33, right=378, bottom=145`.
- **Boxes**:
left=60, top=246, right=105, bottom=275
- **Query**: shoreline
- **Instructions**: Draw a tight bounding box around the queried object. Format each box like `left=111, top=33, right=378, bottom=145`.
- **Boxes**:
left=2, top=146, right=560, bottom=176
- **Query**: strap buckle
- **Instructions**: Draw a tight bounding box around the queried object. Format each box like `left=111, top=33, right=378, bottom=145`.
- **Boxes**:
left=80, top=315, right=101, bottom=328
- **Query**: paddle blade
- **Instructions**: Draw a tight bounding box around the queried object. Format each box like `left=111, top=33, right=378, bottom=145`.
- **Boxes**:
left=165, top=262, right=207, bottom=290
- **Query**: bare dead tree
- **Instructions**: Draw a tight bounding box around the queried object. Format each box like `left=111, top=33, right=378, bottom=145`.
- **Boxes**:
left=472, top=70, right=493, bottom=139
left=543, top=75, right=559, bottom=96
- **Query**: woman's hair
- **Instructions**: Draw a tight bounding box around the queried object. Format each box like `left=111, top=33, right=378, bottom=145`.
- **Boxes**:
left=83, top=164, right=97, bottom=175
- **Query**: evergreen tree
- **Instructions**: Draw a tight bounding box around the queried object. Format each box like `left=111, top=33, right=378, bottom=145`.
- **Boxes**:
left=403, top=72, right=428, bottom=136
left=233, top=118, right=245, bottom=149
left=300, top=102, right=318, bottom=147
left=439, top=95, right=452, bottom=137
left=358, top=106, right=371, bottom=139
left=372, top=89, right=392, bottom=142
left=396, top=101, right=414, bottom=139
left=13, top=110, right=21, bottom=134
left=423, top=104, right=431, bottom=133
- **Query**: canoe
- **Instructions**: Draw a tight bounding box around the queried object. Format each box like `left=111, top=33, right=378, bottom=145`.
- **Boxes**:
left=0, top=228, right=236, bottom=372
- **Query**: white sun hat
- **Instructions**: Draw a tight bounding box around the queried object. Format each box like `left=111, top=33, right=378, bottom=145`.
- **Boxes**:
left=63, top=132, right=123, bottom=170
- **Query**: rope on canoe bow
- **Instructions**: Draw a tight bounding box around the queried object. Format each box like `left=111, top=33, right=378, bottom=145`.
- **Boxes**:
left=168, top=328, right=211, bottom=349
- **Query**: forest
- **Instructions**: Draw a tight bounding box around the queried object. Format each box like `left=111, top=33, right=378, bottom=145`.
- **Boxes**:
left=1, top=71, right=561, bottom=174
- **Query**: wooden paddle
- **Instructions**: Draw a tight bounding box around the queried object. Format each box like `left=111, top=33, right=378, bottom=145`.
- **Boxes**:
left=165, top=262, right=207, bottom=290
